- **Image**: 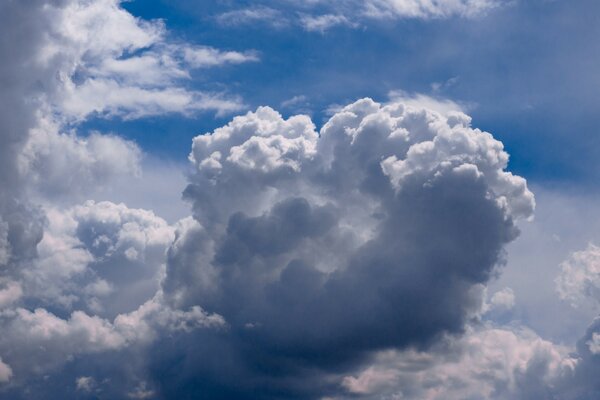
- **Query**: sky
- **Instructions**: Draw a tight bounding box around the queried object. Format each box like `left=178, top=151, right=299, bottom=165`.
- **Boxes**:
left=1, top=0, right=600, bottom=399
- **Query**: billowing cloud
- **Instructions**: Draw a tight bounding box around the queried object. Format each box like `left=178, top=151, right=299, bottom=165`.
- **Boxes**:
left=43, top=0, right=254, bottom=121
left=23, top=201, right=174, bottom=316
left=341, top=324, right=575, bottom=399
left=20, top=117, right=142, bottom=200
left=3, top=2, right=596, bottom=398
left=0, top=1, right=238, bottom=393
left=14, top=0, right=256, bottom=204
left=0, top=198, right=224, bottom=394
left=151, top=98, right=534, bottom=398
left=556, top=243, right=600, bottom=308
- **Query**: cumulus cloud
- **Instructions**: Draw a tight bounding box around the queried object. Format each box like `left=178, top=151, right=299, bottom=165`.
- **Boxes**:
left=0, top=295, right=224, bottom=385
left=9, top=0, right=256, bottom=206
left=341, top=324, right=575, bottom=399
left=20, top=117, right=142, bottom=200
left=556, top=243, right=600, bottom=308
left=24, top=201, right=175, bottom=316
left=547, top=243, right=600, bottom=398
left=0, top=3, right=581, bottom=398
left=149, top=97, right=535, bottom=398
left=44, top=0, right=253, bottom=121
left=489, top=287, right=516, bottom=310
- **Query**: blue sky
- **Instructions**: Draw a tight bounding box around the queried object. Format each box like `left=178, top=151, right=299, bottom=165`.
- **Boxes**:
left=80, top=0, right=600, bottom=185
left=2, top=1, right=600, bottom=399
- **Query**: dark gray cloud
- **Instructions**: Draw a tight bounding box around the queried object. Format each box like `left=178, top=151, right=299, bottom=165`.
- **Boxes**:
left=153, top=98, right=534, bottom=398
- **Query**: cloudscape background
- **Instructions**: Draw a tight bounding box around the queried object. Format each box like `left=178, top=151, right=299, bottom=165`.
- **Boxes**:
left=0, top=0, right=600, bottom=399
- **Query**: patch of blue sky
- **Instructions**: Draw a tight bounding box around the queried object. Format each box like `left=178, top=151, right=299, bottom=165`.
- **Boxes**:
left=96, top=0, right=600, bottom=186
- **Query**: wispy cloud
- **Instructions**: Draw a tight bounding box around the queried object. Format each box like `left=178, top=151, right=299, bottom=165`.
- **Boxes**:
left=215, top=6, right=288, bottom=28
left=299, top=13, right=356, bottom=32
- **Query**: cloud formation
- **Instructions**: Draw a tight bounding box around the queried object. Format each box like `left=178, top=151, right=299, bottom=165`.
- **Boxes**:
left=341, top=324, right=574, bottom=399
left=151, top=98, right=535, bottom=398
left=5, top=1, right=600, bottom=398
left=0, top=1, right=244, bottom=396
left=557, top=243, right=600, bottom=308
left=45, top=0, right=254, bottom=120
left=216, top=0, right=506, bottom=32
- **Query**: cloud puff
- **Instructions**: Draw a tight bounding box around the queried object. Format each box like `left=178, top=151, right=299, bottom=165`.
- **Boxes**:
left=20, top=116, right=142, bottom=200
left=153, top=98, right=534, bottom=398
left=341, top=324, right=575, bottom=399
left=216, top=6, right=288, bottom=28
left=0, top=0, right=228, bottom=397
left=556, top=243, right=600, bottom=308
left=0, top=358, right=12, bottom=384
left=24, top=201, right=175, bottom=316
left=300, top=14, right=355, bottom=32
left=0, top=201, right=224, bottom=394
left=44, top=0, right=254, bottom=120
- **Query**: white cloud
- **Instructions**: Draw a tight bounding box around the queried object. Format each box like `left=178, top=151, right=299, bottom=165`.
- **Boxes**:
left=300, top=14, right=355, bottom=32
left=490, top=287, right=516, bottom=310
left=0, top=296, right=223, bottom=378
left=388, top=90, right=470, bottom=115
left=182, top=46, right=259, bottom=68
left=0, top=358, right=12, bottom=383
left=20, top=116, right=142, bottom=199
left=587, top=332, right=600, bottom=355
left=127, top=381, right=155, bottom=399
left=341, top=324, right=575, bottom=399
left=556, top=243, right=600, bottom=308
left=216, top=7, right=287, bottom=28
left=217, top=0, right=504, bottom=34
left=38, top=0, right=254, bottom=122
left=362, top=0, right=503, bottom=19
left=24, top=201, right=175, bottom=316
left=76, top=376, right=96, bottom=392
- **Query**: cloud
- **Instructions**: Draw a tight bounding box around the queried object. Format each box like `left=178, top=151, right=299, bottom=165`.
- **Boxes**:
left=75, top=376, right=95, bottom=392
left=300, top=14, right=355, bottom=32
left=341, top=323, right=574, bottom=399
left=489, top=287, right=516, bottom=310
left=24, top=201, right=175, bottom=316
left=0, top=197, right=224, bottom=392
left=216, top=0, right=504, bottom=34
left=20, top=116, right=142, bottom=200
left=388, top=90, right=471, bottom=115
left=362, top=0, right=504, bottom=19
left=43, top=0, right=253, bottom=121
left=2, top=1, right=550, bottom=398
left=215, top=7, right=288, bottom=28
left=556, top=243, right=600, bottom=308
left=151, top=97, right=534, bottom=398
left=0, top=295, right=224, bottom=384
left=0, top=358, right=12, bottom=384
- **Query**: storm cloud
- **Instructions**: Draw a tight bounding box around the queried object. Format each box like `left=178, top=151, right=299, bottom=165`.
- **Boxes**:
left=151, top=98, right=535, bottom=398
